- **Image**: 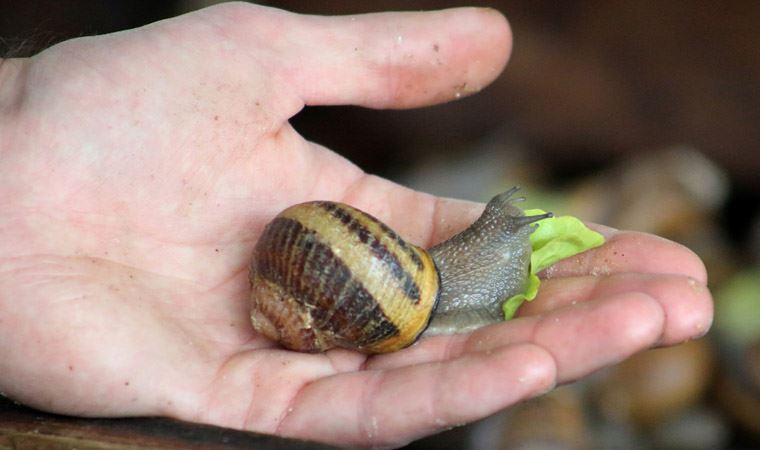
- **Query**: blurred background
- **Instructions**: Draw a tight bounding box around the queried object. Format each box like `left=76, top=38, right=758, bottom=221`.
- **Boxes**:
left=1, top=1, right=759, bottom=449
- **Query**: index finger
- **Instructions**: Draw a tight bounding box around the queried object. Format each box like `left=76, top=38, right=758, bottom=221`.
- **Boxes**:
left=542, top=230, right=708, bottom=283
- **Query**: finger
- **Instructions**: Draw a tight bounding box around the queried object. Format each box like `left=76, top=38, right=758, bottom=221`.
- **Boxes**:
left=543, top=230, right=708, bottom=283
left=519, top=273, right=713, bottom=345
left=219, top=4, right=511, bottom=108
left=521, top=292, right=664, bottom=382
left=277, top=344, right=555, bottom=448
left=368, top=292, right=664, bottom=384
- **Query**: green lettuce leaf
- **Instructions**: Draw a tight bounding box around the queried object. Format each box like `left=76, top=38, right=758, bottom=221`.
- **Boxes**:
left=714, top=269, right=760, bottom=345
left=502, top=209, right=605, bottom=320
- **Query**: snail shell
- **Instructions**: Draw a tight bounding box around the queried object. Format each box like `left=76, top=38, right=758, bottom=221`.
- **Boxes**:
left=249, top=188, right=549, bottom=353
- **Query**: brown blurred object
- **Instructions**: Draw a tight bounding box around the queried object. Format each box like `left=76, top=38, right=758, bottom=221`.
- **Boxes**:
left=750, top=217, right=760, bottom=265
left=749, top=340, right=760, bottom=389
left=650, top=407, right=730, bottom=450
left=564, top=146, right=728, bottom=234
left=593, top=339, right=714, bottom=428
left=496, top=386, right=590, bottom=450
left=715, top=340, right=760, bottom=437
left=563, top=146, right=737, bottom=284
left=717, top=372, right=760, bottom=438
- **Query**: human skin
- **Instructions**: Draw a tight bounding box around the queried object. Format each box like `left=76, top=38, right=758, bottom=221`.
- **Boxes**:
left=0, top=3, right=712, bottom=448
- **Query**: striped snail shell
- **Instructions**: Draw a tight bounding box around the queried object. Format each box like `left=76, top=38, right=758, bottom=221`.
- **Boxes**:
left=249, top=187, right=551, bottom=353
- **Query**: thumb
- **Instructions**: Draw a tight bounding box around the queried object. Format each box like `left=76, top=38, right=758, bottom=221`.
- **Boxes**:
left=209, top=4, right=512, bottom=109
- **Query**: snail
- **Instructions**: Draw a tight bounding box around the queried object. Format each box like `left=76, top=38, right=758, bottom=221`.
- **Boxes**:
left=249, top=187, right=551, bottom=353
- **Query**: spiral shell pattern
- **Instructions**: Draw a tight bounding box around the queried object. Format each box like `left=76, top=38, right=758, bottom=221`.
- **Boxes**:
left=249, top=201, right=439, bottom=353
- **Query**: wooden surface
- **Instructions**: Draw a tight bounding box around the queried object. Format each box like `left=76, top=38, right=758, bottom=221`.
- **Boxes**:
left=0, top=397, right=337, bottom=450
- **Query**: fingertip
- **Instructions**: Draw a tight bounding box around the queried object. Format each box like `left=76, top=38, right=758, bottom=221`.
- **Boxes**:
left=400, top=6, right=513, bottom=107
left=658, top=277, right=714, bottom=345
left=499, top=343, right=558, bottom=397
left=545, top=230, right=710, bottom=284
left=469, top=7, right=513, bottom=87
left=532, top=291, right=665, bottom=383
left=435, top=7, right=513, bottom=95
left=682, top=243, right=709, bottom=284
left=639, top=233, right=709, bottom=284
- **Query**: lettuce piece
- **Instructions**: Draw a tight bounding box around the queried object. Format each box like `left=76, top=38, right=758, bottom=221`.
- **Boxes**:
left=502, top=210, right=605, bottom=320
left=502, top=273, right=540, bottom=320
left=714, top=269, right=760, bottom=345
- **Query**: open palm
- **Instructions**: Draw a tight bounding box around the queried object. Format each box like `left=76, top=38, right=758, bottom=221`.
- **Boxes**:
left=0, top=3, right=712, bottom=448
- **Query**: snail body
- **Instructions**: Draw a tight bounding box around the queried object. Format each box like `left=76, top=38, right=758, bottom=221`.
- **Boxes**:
left=249, top=188, right=550, bottom=353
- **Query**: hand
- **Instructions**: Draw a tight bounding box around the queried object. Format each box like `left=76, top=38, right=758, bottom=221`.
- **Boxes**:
left=0, top=3, right=712, bottom=448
